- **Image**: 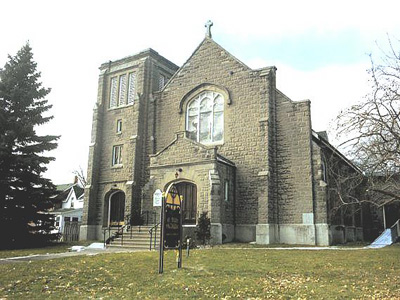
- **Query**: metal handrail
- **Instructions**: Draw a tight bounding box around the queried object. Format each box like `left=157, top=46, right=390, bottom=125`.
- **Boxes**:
left=390, top=219, right=400, bottom=242
left=103, top=225, right=124, bottom=247
left=140, top=210, right=157, bottom=225
left=149, top=222, right=161, bottom=250
left=103, top=216, right=130, bottom=247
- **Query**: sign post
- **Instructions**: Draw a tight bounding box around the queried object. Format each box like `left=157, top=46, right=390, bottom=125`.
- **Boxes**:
left=158, top=184, right=183, bottom=274
left=158, top=191, right=165, bottom=274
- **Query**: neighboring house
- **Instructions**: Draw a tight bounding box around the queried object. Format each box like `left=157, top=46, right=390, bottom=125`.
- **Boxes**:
left=50, top=179, right=84, bottom=237
left=80, top=25, right=372, bottom=245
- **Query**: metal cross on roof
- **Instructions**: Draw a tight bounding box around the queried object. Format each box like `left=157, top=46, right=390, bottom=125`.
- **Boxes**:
left=205, top=20, right=213, bottom=38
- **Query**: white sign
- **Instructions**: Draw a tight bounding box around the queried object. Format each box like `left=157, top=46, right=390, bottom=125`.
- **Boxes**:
left=153, top=189, right=163, bottom=207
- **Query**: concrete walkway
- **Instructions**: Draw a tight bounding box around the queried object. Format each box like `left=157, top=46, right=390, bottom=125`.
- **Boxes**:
left=0, top=246, right=141, bottom=265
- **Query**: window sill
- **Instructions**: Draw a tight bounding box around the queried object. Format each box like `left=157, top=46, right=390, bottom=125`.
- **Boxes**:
left=111, top=164, right=123, bottom=169
left=108, top=102, right=134, bottom=111
left=202, top=141, right=224, bottom=146
left=189, top=139, right=224, bottom=147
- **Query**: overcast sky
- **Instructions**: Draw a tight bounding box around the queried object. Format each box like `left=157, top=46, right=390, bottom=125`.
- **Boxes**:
left=1, top=0, right=400, bottom=184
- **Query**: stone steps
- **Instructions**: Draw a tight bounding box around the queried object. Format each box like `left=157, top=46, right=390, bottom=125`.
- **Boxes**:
left=107, top=225, right=161, bottom=250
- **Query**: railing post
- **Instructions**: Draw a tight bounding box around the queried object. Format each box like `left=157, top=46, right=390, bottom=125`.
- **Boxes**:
left=150, top=230, right=153, bottom=251
left=397, top=220, right=400, bottom=237
left=121, top=228, right=124, bottom=246
left=154, top=226, right=157, bottom=249
left=103, top=229, right=106, bottom=248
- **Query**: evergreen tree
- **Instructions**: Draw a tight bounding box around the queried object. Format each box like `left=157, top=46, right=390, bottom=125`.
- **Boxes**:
left=195, top=212, right=211, bottom=245
left=0, top=43, right=59, bottom=248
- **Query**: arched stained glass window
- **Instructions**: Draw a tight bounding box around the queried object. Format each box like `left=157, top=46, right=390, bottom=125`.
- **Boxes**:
left=186, top=91, right=224, bottom=144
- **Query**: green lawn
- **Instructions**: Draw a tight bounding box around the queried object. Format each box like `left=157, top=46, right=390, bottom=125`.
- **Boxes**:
left=1, top=244, right=399, bottom=299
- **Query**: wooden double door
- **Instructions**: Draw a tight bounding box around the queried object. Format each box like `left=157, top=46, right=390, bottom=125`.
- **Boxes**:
left=175, top=182, right=197, bottom=225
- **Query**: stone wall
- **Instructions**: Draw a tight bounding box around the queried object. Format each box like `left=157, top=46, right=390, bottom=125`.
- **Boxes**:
left=276, top=91, right=314, bottom=223
left=275, top=91, right=315, bottom=244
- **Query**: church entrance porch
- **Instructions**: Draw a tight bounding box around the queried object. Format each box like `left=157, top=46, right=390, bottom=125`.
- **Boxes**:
left=145, top=131, right=236, bottom=244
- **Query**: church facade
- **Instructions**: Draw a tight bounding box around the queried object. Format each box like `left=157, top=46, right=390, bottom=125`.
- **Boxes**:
left=80, top=30, right=364, bottom=245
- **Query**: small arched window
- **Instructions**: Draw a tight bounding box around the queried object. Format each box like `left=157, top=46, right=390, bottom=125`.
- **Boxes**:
left=321, top=159, right=328, bottom=183
left=186, top=91, right=224, bottom=144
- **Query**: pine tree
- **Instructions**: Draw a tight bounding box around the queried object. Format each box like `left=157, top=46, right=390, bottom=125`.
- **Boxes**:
left=0, top=43, right=59, bottom=248
left=195, top=212, right=211, bottom=245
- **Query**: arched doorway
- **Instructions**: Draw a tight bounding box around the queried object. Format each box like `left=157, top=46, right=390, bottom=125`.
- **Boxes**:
left=175, top=182, right=197, bottom=224
left=108, top=191, right=125, bottom=226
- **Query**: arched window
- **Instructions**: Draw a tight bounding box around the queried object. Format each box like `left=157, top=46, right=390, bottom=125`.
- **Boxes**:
left=186, top=91, right=224, bottom=144
left=321, top=159, right=328, bottom=183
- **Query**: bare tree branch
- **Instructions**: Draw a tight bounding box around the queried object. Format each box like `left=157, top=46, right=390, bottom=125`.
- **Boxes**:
left=73, top=166, right=87, bottom=187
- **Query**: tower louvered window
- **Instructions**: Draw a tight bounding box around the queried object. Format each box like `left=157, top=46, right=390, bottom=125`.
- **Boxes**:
left=109, top=72, right=136, bottom=108
left=127, top=73, right=136, bottom=104
left=158, top=74, right=166, bottom=90
left=118, top=74, right=127, bottom=106
left=109, top=77, right=118, bottom=108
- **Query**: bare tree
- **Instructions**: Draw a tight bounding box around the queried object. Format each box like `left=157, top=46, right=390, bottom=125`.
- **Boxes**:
left=336, top=36, right=400, bottom=194
left=334, top=35, right=400, bottom=230
left=73, top=166, right=87, bottom=187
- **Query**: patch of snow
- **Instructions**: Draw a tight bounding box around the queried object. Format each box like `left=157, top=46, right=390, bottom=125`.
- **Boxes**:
left=87, top=243, right=105, bottom=249
left=70, top=246, right=86, bottom=252
left=367, top=229, right=392, bottom=249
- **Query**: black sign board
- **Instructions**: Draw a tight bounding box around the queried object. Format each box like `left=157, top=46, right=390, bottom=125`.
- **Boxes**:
left=165, top=206, right=181, bottom=248
left=159, top=183, right=183, bottom=274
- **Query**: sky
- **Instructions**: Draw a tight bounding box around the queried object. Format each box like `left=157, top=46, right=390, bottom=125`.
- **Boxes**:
left=1, top=0, right=400, bottom=184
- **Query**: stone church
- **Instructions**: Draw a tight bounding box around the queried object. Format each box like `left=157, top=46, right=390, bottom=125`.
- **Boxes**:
left=80, top=25, right=364, bottom=246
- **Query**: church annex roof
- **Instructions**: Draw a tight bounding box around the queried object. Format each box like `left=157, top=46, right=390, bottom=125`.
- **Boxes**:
left=312, top=130, right=362, bottom=174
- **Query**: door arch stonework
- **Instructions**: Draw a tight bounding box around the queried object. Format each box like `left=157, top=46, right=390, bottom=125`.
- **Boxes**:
left=164, top=180, right=197, bottom=225
left=107, top=191, right=126, bottom=226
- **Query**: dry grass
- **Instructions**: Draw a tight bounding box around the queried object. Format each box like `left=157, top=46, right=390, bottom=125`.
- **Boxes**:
left=0, top=241, right=93, bottom=259
left=0, top=244, right=399, bottom=299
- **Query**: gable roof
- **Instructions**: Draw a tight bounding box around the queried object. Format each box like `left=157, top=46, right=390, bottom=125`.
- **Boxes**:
left=53, top=183, right=84, bottom=202
left=162, top=36, right=252, bottom=92
left=56, top=183, right=71, bottom=192
left=150, top=131, right=235, bottom=168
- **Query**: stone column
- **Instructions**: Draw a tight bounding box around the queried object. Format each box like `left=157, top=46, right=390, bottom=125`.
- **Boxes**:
left=209, top=168, right=222, bottom=244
